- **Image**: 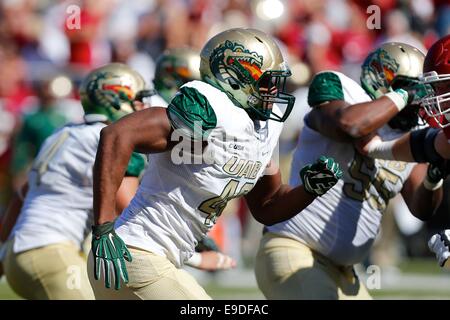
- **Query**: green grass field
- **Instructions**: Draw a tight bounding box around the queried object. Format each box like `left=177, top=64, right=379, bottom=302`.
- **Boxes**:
left=2, top=258, right=450, bottom=300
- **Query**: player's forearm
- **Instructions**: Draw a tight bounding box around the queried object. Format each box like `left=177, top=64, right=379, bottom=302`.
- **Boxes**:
left=93, top=126, right=134, bottom=225
left=360, top=128, right=450, bottom=163
left=248, top=184, right=315, bottom=226
left=0, top=184, right=28, bottom=242
left=309, top=97, right=401, bottom=142
left=356, top=132, right=415, bottom=161
left=407, top=185, right=442, bottom=221
left=94, top=109, right=172, bottom=225
left=435, top=131, right=450, bottom=159
left=338, top=96, right=399, bottom=138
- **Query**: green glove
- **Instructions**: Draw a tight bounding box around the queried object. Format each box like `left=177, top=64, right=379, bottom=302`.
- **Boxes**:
left=402, top=84, right=430, bottom=105
left=91, top=221, right=132, bottom=290
left=195, top=236, right=220, bottom=252
left=300, top=156, right=343, bottom=196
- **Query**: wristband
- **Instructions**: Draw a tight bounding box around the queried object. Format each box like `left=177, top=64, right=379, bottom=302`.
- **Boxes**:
left=366, top=139, right=396, bottom=160
left=423, top=176, right=443, bottom=191
left=384, top=89, right=408, bottom=111
left=185, top=252, right=202, bottom=267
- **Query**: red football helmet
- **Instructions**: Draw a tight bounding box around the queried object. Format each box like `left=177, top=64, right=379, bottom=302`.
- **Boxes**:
left=420, top=35, right=450, bottom=138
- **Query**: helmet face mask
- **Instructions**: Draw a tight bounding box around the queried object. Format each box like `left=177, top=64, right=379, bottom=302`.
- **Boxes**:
left=418, top=35, right=450, bottom=131
left=250, top=70, right=295, bottom=121
left=420, top=71, right=450, bottom=129
left=80, top=63, right=151, bottom=122
left=200, top=28, right=295, bottom=122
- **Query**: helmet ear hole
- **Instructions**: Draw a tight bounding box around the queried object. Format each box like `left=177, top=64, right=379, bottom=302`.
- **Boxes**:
left=227, top=78, right=240, bottom=90
left=230, top=82, right=240, bottom=90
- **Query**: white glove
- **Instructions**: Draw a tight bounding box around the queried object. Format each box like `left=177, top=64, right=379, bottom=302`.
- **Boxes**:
left=428, top=230, right=450, bottom=267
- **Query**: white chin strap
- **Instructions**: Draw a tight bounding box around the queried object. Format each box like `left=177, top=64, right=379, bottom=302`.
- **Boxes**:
left=84, top=114, right=109, bottom=123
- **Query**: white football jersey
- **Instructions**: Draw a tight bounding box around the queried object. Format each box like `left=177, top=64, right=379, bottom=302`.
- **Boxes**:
left=267, top=71, right=416, bottom=266
left=148, top=93, right=168, bottom=108
left=10, top=121, right=146, bottom=254
left=11, top=122, right=105, bottom=253
left=115, top=80, right=283, bottom=267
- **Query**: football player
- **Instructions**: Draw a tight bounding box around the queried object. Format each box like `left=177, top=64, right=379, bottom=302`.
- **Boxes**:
left=0, top=63, right=151, bottom=299
left=353, top=36, right=450, bottom=268
left=88, top=28, right=343, bottom=300
left=254, top=42, right=444, bottom=300
left=355, top=35, right=450, bottom=167
left=0, top=62, right=236, bottom=298
left=152, top=46, right=237, bottom=270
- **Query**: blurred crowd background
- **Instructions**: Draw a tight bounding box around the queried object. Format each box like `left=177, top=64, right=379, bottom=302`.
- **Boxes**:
left=0, top=0, right=449, bottom=272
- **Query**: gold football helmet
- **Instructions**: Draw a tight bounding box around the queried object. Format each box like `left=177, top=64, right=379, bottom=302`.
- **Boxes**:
left=200, top=28, right=295, bottom=122
left=80, top=63, right=151, bottom=122
left=361, top=42, right=425, bottom=99
left=153, top=47, right=201, bottom=103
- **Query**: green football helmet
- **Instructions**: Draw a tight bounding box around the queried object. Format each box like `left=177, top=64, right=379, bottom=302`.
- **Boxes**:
left=200, top=28, right=295, bottom=122
left=153, top=47, right=201, bottom=103
left=80, top=63, right=151, bottom=122
left=361, top=42, right=425, bottom=100
left=361, top=42, right=426, bottom=131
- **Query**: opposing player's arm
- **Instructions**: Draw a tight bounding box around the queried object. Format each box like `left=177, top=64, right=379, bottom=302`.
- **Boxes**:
left=306, top=72, right=407, bottom=142
left=356, top=128, right=450, bottom=163
left=401, top=163, right=443, bottom=221
left=435, top=131, right=450, bottom=159
left=0, top=183, right=28, bottom=242
left=94, top=107, right=173, bottom=224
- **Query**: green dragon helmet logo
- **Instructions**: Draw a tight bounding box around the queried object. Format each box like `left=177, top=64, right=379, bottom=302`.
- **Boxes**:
left=86, top=71, right=134, bottom=110
left=361, top=48, right=400, bottom=99
left=210, top=40, right=264, bottom=89
left=367, top=49, right=399, bottom=87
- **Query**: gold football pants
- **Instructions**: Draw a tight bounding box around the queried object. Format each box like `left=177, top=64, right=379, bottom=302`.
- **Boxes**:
left=87, top=246, right=212, bottom=300
left=254, top=232, right=372, bottom=300
left=4, top=240, right=94, bottom=300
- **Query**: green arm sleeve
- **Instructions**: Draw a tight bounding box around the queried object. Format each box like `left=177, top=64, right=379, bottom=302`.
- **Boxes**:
left=167, top=86, right=217, bottom=141
left=125, top=152, right=146, bottom=177
left=308, top=72, right=344, bottom=107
